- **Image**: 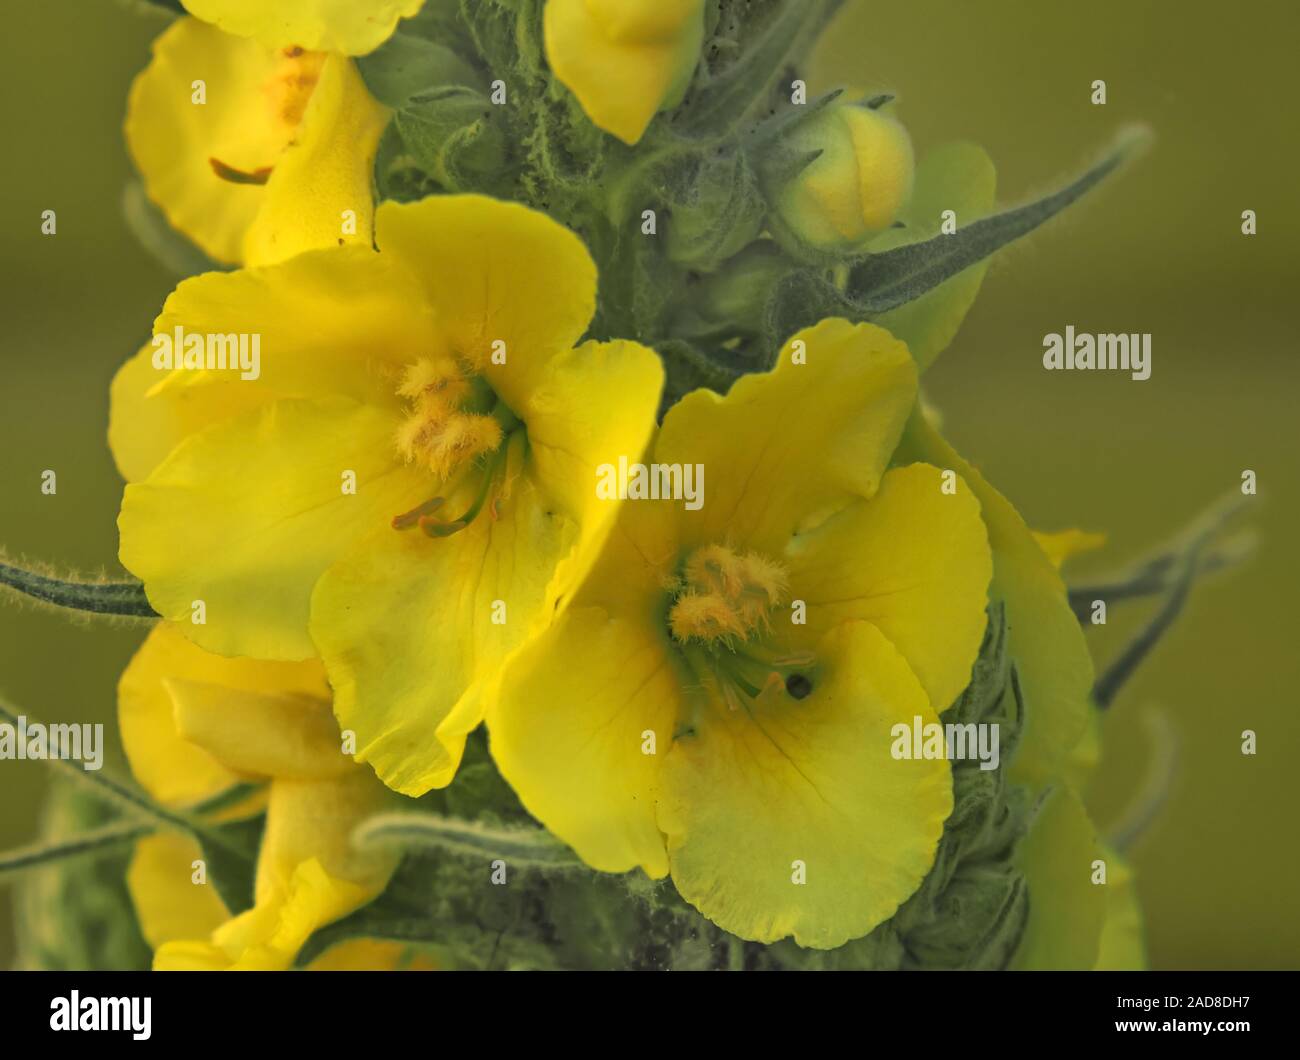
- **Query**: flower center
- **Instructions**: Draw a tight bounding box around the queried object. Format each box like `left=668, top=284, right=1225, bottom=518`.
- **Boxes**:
left=667, top=544, right=814, bottom=710
left=390, top=356, right=522, bottom=538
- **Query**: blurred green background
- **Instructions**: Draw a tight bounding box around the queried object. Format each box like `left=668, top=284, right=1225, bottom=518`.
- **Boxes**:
left=1, top=0, right=1296, bottom=968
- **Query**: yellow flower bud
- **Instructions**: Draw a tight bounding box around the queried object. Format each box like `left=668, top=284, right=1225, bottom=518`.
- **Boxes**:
left=543, top=0, right=705, bottom=144
left=775, top=104, right=915, bottom=251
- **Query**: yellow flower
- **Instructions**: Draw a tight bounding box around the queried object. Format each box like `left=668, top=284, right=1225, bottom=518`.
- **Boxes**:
left=118, top=622, right=400, bottom=970
left=544, top=0, right=706, bottom=144
left=488, top=318, right=994, bottom=948
left=180, top=0, right=426, bottom=56
left=126, top=9, right=397, bottom=266
left=775, top=103, right=915, bottom=251
left=115, top=195, right=665, bottom=798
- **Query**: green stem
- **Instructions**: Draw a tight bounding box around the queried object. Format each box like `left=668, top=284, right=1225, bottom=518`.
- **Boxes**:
left=0, top=699, right=244, bottom=857
left=0, top=820, right=153, bottom=883
left=0, top=561, right=157, bottom=619
left=353, top=812, right=584, bottom=870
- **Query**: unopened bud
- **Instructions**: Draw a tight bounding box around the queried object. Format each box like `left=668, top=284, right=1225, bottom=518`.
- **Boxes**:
left=773, top=104, right=915, bottom=252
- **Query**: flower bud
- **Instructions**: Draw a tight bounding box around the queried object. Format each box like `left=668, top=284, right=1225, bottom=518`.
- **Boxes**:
left=544, top=0, right=705, bottom=144
left=664, top=153, right=766, bottom=270
left=773, top=103, right=915, bottom=252
left=686, top=241, right=790, bottom=332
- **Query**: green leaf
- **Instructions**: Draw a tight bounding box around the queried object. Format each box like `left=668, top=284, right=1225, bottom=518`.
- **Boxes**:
left=356, top=32, right=480, bottom=108
left=869, top=142, right=997, bottom=371
left=673, top=0, right=847, bottom=141
left=848, top=127, right=1150, bottom=314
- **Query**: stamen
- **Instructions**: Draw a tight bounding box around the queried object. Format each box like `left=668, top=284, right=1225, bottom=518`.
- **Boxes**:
left=391, top=496, right=445, bottom=531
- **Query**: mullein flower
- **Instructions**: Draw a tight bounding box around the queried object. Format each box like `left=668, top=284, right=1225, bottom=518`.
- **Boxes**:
left=543, top=0, right=706, bottom=144
left=489, top=318, right=995, bottom=948
left=115, top=195, right=664, bottom=797
left=773, top=102, right=915, bottom=252
left=117, top=622, right=400, bottom=970
left=126, top=0, right=419, bottom=266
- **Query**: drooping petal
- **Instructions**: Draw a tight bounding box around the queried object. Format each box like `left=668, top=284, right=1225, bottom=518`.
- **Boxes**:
left=655, top=318, right=917, bottom=557
left=870, top=142, right=997, bottom=371
left=311, top=467, right=576, bottom=795
left=168, top=679, right=352, bottom=781
left=657, top=620, right=952, bottom=949
left=153, top=858, right=375, bottom=971
left=490, top=606, right=682, bottom=877
left=1011, top=787, right=1107, bottom=970
left=544, top=0, right=705, bottom=144
left=126, top=18, right=314, bottom=264
left=242, top=55, right=389, bottom=266
left=127, top=832, right=231, bottom=949
left=181, top=0, right=425, bottom=56
left=781, top=462, right=992, bottom=712
left=897, top=410, right=1093, bottom=787
left=119, top=397, right=428, bottom=660
left=373, top=195, right=598, bottom=415
left=118, top=622, right=328, bottom=804
left=254, top=773, right=398, bottom=904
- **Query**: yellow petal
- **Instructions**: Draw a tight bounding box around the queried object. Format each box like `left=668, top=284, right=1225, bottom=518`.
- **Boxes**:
left=373, top=195, right=598, bottom=416
left=521, top=338, right=665, bottom=606
left=490, top=606, right=682, bottom=877
left=119, top=397, right=428, bottom=660
left=242, top=55, right=389, bottom=266
left=897, top=410, right=1093, bottom=787
left=109, top=341, right=269, bottom=484
left=254, top=773, right=398, bottom=904
left=148, top=245, right=432, bottom=406
left=181, top=0, right=425, bottom=56
left=311, top=468, right=575, bottom=795
left=658, top=620, right=952, bottom=949
left=1011, top=787, right=1107, bottom=969
left=118, top=622, right=328, bottom=804
left=655, top=318, right=917, bottom=557
left=544, top=0, right=705, bottom=144
left=1094, top=847, right=1147, bottom=970
left=168, top=679, right=352, bottom=780
left=154, top=858, right=375, bottom=971
left=127, top=832, right=230, bottom=949
left=1032, top=527, right=1107, bottom=571
left=126, top=18, right=316, bottom=264
left=782, top=463, right=992, bottom=712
